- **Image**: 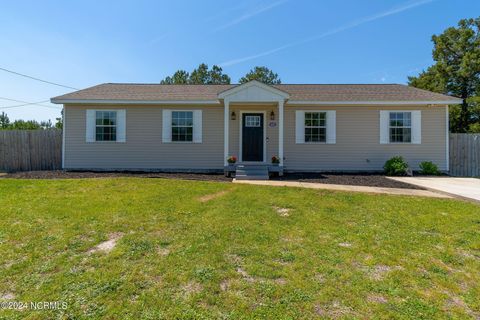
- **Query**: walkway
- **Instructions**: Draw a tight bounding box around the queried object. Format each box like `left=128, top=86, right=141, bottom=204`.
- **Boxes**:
left=233, top=179, right=450, bottom=198
left=388, top=177, right=480, bottom=202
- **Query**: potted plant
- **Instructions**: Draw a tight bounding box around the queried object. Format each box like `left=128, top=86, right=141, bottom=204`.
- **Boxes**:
left=225, top=156, right=237, bottom=177
left=271, top=155, right=280, bottom=165
left=227, top=156, right=237, bottom=164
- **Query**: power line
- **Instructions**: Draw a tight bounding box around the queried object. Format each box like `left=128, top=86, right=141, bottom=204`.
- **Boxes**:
left=0, top=97, right=61, bottom=110
left=0, top=66, right=79, bottom=90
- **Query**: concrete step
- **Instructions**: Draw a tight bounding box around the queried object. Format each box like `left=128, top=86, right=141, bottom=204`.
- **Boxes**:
left=235, top=164, right=269, bottom=180
left=235, top=174, right=269, bottom=180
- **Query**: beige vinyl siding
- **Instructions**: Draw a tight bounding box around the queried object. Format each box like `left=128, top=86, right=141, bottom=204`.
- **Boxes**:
left=64, top=103, right=447, bottom=172
left=284, top=105, right=447, bottom=171
left=228, top=105, right=279, bottom=162
left=64, top=104, right=223, bottom=170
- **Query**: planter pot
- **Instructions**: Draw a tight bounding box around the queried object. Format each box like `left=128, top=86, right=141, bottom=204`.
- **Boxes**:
left=224, top=164, right=236, bottom=177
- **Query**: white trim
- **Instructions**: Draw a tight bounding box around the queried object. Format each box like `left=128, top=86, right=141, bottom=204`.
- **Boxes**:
left=411, top=110, right=421, bottom=144
left=218, top=80, right=289, bottom=99
left=224, top=99, right=229, bottom=166
left=85, top=109, right=95, bottom=142
left=287, top=100, right=462, bottom=106
left=51, top=99, right=220, bottom=105
left=446, top=105, right=449, bottom=171
left=162, top=109, right=202, bottom=144
left=162, top=109, right=171, bottom=143
left=278, top=100, right=284, bottom=166
left=193, top=110, right=202, bottom=143
left=116, top=109, right=126, bottom=142
left=379, top=111, right=389, bottom=144
left=380, top=110, right=421, bottom=144
left=295, top=110, right=305, bottom=144
left=52, top=99, right=462, bottom=106
left=326, top=110, right=336, bottom=144
left=87, top=109, right=126, bottom=143
left=296, top=110, right=336, bottom=144
left=239, top=110, right=267, bottom=163
left=62, top=106, right=65, bottom=169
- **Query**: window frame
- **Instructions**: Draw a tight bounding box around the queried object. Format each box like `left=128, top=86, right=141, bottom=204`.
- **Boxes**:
left=304, top=111, right=327, bottom=143
left=389, top=111, right=412, bottom=144
left=171, top=110, right=194, bottom=143
left=95, top=110, right=118, bottom=142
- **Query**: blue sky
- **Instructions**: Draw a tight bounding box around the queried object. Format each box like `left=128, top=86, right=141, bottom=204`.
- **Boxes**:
left=1, top=0, right=478, bottom=121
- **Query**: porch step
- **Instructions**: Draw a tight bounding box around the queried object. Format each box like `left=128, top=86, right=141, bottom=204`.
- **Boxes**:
left=235, top=165, right=269, bottom=180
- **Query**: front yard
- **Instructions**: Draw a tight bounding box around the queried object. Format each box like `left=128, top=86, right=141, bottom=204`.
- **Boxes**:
left=0, top=178, right=479, bottom=319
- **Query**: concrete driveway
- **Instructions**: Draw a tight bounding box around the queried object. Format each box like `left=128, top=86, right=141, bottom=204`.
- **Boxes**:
left=388, top=177, right=480, bottom=202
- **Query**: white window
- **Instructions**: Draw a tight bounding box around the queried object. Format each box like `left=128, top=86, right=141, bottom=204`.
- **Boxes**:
left=245, top=115, right=261, bottom=127
left=95, top=111, right=117, bottom=141
left=295, top=110, right=336, bottom=144
left=162, top=109, right=202, bottom=143
left=304, top=112, right=326, bottom=142
left=172, top=111, right=193, bottom=142
left=86, top=109, right=126, bottom=143
left=380, top=110, right=421, bottom=144
left=389, top=112, right=411, bottom=143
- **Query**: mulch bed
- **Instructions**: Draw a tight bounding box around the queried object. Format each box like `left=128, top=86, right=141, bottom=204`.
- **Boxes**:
left=1, top=170, right=232, bottom=182
left=1, top=171, right=423, bottom=189
left=273, top=172, right=425, bottom=190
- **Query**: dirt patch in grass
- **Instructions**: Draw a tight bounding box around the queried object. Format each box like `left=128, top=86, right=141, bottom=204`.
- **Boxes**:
left=273, top=173, right=424, bottom=189
left=338, top=242, right=352, bottom=248
left=3, top=170, right=232, bottom=182
left=315, top=301, right=355, bottom=318
left=157, top=247, right=170, bottom=256
left=273, top=206, right=290, bottom=217
left=236, top=267, right=256, bottom=283
left=198, top=189, right=230, bottom=202
left=367, top=294, right=388, bottom=304
left=88, top=233, right=123, bottom=254
left=1, top=292, right=15, bottom=300
left=181, top=281, right=202, bottom=297
left=365, top=265, right=404, bottom=281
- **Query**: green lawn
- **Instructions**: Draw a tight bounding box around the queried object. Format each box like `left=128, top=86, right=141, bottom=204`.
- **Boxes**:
left=0, top=178, right=479, bottom=319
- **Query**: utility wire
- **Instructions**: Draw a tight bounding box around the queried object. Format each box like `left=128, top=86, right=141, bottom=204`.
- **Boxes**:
left=0, top=66, right=79, bottom=90
left=0, top=97, right=61, bottom=110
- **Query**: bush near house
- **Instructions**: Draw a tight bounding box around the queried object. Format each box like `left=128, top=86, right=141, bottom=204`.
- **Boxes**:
left=419, top=161, right=441, bottom=175
left=384, top=156, right=409, bottom=176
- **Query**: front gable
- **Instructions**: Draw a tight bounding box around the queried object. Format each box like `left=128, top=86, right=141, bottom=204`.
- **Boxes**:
left=217, top=80, right=289, bottom=103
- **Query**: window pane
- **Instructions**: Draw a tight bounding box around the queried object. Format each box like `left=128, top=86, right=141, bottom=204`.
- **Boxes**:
left=171, top=111, right=194, bottom=142
left=95, top=126, right=117, bottom=141
left=245, top=115, right=261, bottom=127
left=95, top=111, right=117, bottom=141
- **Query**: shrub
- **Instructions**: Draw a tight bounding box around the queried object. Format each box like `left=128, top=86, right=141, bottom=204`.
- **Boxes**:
left=419, top=161, right=441, bottom=175
left=384, top=156, right=409, bottom=176
left=271, top=155, right=280, bottom=164
left=227, top=156, right=237, bottom=164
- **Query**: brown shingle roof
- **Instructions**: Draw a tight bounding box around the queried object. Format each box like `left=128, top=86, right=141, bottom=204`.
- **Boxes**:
left=51, top=83, right=460, bottom=103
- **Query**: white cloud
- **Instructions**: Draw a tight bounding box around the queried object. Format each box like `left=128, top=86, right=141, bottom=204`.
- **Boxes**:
left=219, top=0, right=435, bottom=67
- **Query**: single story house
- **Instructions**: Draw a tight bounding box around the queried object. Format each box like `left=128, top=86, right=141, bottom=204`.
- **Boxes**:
left=51, top=80, right=461, bottom=178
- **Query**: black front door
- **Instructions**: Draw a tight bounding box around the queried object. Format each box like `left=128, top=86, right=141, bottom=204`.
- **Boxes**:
left=242, top=113, right=264, bottom=162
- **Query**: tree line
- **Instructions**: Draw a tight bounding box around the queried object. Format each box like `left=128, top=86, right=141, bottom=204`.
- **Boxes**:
left=0, top=111, right=62, bottom=130
left=160, top=65, right=281, bottom=85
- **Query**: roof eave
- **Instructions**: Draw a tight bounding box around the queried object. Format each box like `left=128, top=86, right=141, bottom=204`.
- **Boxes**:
left=50, top=99, right=221, bottom=105
left=287, top=100, right=463, bottom=105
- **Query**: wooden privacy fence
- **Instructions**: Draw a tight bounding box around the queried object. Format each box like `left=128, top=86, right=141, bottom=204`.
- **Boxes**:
left=449, top=133, right=480, bottom=177
left=0, top=130, right=62, bottom=172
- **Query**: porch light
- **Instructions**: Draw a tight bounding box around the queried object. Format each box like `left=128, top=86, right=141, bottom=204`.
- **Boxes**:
left=231, top=111, right=236, bottom=120
left=270, top=111, right=275, bottom=120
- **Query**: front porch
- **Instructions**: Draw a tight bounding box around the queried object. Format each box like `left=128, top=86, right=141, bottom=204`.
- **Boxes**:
left=224, top=163, right=283, bottom=179
left=219, top=81, right=289, bottom=179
